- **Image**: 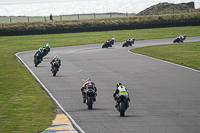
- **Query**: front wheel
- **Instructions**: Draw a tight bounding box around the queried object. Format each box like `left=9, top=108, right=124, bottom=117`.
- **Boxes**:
left=119, top=102, right=125, bottom=117
left=122, top=43, right=127, bottom=47
left=87, top=96, right=93, bottom=109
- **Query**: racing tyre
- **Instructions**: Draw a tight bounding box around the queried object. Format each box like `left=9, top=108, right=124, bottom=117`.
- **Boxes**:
left=88, top=96, right=93, bottom=109
left=119, top=102, right=125, bottom=117
left=53, top=68, right=58, bottom=76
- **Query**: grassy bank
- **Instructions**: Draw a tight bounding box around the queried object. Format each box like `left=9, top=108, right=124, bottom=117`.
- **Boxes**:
left=130, top=41, right=200, bottom=70
left=0, top=26, right=200, bottom=133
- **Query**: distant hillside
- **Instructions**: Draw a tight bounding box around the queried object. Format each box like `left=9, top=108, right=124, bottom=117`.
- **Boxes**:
left=137, top=2, right=195, bottom=16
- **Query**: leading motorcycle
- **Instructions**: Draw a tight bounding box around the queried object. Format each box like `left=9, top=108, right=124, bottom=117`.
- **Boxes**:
left=116, top=95, right=129, bottom=117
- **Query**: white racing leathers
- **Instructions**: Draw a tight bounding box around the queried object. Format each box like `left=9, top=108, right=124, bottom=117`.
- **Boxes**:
left=118, top=86, right=129, bottom=98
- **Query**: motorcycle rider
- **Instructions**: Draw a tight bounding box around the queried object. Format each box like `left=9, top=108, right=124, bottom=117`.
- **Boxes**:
left=42, top=43, right=51, bottom=54
left=50, top=56, right=61, bottom=71
left=178, top=34, right=186, bottom=42
left=34, top=48, right=43, bottom=61
left=81, top=78, right=97, bottom=103
left=107, top=38, right=115, bottom=47
left=126, top=37, right=135, bottom=46
left=113, top=83, right=130, bottom=108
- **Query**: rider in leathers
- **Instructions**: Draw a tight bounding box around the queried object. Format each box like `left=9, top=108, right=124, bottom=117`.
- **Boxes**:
left=126, top=37, right=135, bottom=46
left=34, top=48, right=43, bottom=61
left=178, top=34, right=186, bottom=42
left=50, top=56, right=61, bottom=71
left=81, top=78, right=97, bottom=103
left=107, top=38, right=115, bottom=47
left=42, top=43, right=51, bottom=54
left=113, top=83, right=130, bottom=108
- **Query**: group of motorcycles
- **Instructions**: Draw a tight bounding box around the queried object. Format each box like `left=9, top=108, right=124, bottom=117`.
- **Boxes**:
left=83, top=85, right=129, bottom=117
left=33, top=44, right=59, bottom=76
left=86, top=34, right=186, bottom=116
left=102, top=37, right=135, bottom=48
left=33, top=34, right=186, bottom=117
left=102, top=34, right=186, bottom=49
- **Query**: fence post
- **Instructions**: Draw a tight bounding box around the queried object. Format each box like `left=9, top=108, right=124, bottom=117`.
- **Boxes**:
left=10, top=18, right=12, bottom=23
left=78, top=14, right=79, bottom=20
left=60, top=15, right=62, bottom=20
left=110, top=13, right=112, bottom=17
left=94, top=14, right=95, bottom=19
left=28, top=17, right=29, bottom=22
left=44, top=16, right=46, bottom=21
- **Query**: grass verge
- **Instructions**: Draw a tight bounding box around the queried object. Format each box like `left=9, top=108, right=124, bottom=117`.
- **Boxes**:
left=130, top=41, right=200, bottom=70
left=0, top=26, right=200, bottom=133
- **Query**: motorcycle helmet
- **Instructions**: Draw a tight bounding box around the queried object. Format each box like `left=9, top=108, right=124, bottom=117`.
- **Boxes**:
left=54, top=56, right=58, bottom=59
left=39, top=48, right=42, bottom=52
left=46, top=43, right=50, bottom=48
left=116, top=83, right=122, bottom=88
left=87, top=78, right=91, bottom=81
left=112, top=38, right=115, bottom=41
left=184, top=34, right=186, bottom=37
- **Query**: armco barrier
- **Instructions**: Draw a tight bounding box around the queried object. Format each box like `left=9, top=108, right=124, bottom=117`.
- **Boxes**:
left=0, top=20, right=199, bottom=36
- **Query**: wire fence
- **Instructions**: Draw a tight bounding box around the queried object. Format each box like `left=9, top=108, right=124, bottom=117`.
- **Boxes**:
left=0, top=9, right=199, bottom=24
left=0, top=13, right=131, bottom=24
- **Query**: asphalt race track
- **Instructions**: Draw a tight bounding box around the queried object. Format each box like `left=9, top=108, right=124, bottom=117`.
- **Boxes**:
left=17, top=37, right=200, bottom=133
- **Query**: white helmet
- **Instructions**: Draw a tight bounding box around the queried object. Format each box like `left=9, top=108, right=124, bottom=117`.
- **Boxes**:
left=112, top=38, right=115, bottom=41
left=54, top=56, right=58, bottom=59
left=39, top=48, right=42, bottom=52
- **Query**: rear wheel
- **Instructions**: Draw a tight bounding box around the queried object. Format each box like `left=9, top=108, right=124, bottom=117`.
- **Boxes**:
left=34, top=60, right=39, bottom=67
left=88, top=96, right=93, bottom=109
left=119, top=102, right=125, bottom=117
left=53, top=68, right=58, bottom=76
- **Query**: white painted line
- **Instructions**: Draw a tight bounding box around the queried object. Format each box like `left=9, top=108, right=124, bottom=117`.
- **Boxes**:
left=78, top=69, right=83, bottom=73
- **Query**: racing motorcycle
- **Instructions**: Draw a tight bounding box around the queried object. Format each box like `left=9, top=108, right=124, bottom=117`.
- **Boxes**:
left=173, top=35, right=186, bottom=43
left=51, top=60, right=60, bottom=76
left=102, top=39, right=114, bottom=48
left=42, top=47, right=50, bottom=57
left=116, top=95, right=129, bottom=117
left=84, top=88, right=96, bottom=109
left=122, top=38, right=135, bottom=47
left=34, top=53, right=42, bottom=67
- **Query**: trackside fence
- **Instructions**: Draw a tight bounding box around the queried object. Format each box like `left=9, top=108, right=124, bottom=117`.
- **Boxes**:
left=0, top=13, right=130, bottom=24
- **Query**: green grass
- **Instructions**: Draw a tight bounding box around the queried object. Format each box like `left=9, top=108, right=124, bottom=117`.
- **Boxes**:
left=130, top=42, right=200, bottom=70
left=0, top=26, right=200, bottom=133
